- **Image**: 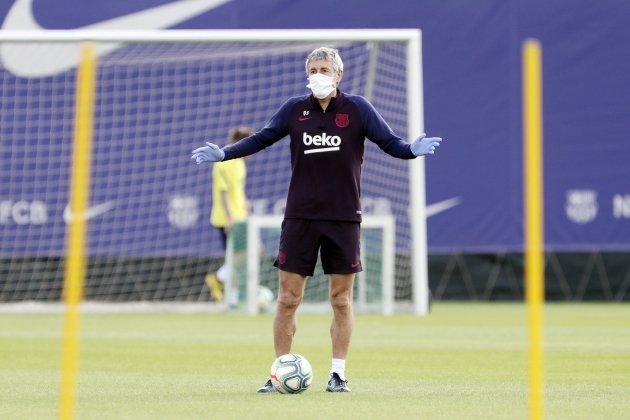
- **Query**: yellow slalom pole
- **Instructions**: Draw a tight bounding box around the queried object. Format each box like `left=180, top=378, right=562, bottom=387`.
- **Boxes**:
left=523, top=39, right=544, bottom=420
left=59, top=43, right=97, bottom=420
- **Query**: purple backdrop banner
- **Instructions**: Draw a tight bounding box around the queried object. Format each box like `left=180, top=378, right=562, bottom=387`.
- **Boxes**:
left=1, top=0, right=629, bottom=256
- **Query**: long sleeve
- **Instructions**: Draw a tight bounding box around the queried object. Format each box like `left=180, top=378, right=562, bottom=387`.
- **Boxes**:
left=349, top=95, right=416, bottom=159
left=222, top=97, right=301, bottom=161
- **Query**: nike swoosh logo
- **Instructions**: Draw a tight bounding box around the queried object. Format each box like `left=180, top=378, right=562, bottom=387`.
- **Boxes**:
left=0, top=0, right=232, bottom=78
left=298, top=117, right=312, bottom=121
left=426, top=197, right=462, bottom=218
left=63, top=201, right=115, bottom=223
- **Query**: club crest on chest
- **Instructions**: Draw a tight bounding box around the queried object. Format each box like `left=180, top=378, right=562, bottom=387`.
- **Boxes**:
left=335, top=114, right=349, bottom=128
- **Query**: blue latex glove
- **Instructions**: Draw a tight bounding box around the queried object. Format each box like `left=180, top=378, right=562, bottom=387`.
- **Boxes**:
left=191, top=142, right=225, bottom=164
left=410, top=134, right=442, bottom=156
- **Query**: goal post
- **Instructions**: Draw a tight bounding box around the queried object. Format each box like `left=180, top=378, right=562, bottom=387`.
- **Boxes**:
left=233, top=215, right=396, bottom=315
left=0, top=29, right=429, bottom=315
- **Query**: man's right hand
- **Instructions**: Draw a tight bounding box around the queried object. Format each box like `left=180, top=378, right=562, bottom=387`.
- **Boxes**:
left=191, top=142, right=225, bottom=164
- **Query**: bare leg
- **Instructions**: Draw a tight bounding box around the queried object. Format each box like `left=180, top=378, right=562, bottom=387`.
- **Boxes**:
left=274, top=270, right=306, bottom=356
left=329, top=273, right=355, bottom=359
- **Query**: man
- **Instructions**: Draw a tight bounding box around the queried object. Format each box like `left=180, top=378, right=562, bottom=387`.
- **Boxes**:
left=205, top=126, right=254, bottom=304
left=192, top=47, right=442, bottom=393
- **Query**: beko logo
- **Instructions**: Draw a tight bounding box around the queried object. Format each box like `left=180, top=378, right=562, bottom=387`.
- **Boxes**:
left=303, top=132, right=341, bottom=154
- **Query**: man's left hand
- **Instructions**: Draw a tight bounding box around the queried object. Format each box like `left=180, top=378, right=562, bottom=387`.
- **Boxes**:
left=411, top=134, right=442, bottom=156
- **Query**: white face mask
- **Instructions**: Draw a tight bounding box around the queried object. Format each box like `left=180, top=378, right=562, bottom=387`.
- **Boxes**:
left=306, top=73, right=336, bottom=99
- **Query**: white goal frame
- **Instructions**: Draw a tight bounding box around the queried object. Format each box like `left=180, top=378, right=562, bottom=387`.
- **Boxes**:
left=0, top=29, right=429, bottom=315
left=237, top=215, right=396, bottom=315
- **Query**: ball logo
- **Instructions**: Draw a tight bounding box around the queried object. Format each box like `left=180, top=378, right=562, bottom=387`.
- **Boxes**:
left=565, top=189, right=598, bottom=224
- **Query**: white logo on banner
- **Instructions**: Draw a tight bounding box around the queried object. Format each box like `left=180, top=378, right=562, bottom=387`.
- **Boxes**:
left=0, top=0, right=232, bottom=77
left=0, top=200, right=47, bottom=225
left=613, top=194, right=630, bottom=218
left=63, top=201, right=115, bottom=223
left=565, top=189, right=598, bottom=224
left=168, top=195, right=199, bottom=229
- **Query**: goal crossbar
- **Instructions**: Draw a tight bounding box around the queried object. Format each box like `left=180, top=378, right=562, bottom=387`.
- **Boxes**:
left=0, top=29, right=421, bottom=43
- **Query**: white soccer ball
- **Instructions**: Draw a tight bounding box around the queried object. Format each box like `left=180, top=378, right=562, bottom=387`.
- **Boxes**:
left=270, top=353, right=313, bottom=394
left=257, top=286, right=275, bottom=312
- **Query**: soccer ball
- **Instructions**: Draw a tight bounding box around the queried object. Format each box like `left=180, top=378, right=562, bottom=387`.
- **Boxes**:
left=270, top=354, right=313, bottom=394
left=257, top=286, right=274, bottom=312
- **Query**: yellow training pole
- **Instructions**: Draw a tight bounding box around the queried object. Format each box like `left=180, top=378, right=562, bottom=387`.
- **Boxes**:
left=523, top=39, right=544, bottom=420
left=60, top=43, right=96, bottom=420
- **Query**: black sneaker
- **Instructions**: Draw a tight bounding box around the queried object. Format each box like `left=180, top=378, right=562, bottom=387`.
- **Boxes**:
left=257, top=379, right=276, bottom=393
left=326, top=373, right=351, bottom=392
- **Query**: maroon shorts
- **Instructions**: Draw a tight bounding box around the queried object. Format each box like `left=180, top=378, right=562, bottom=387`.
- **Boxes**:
left=274, top=219, right=363, bottom=276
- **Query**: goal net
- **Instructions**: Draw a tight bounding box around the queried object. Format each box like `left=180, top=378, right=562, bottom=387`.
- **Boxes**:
left=226, top=215, right=396, bottom=315
left=0, top=30, right=428, bottom=314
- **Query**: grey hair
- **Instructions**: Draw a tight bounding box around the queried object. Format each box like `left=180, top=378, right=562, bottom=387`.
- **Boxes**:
left=305, top=47, right=344, bottom=76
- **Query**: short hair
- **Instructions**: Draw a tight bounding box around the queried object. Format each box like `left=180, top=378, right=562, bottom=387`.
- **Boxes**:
left=305, top=47, right=344, bottom=76
left=228, top=126, right=254, bottom=143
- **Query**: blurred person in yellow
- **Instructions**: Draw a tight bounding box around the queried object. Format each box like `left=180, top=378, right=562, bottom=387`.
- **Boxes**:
left=205, top=126, right=254, bottom=302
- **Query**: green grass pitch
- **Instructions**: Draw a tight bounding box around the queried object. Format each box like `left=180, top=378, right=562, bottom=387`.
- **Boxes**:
left=1, top=303, right=628, bottom=419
